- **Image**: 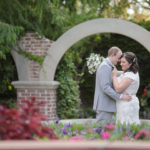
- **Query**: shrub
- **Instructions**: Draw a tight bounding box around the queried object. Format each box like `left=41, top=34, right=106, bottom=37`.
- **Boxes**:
left=140, top=83, right=150, bottom=119
left=0, top=97, right=58, bottom=140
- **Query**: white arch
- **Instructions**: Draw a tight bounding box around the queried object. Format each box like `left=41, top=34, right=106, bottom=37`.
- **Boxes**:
left=40, top=18, right=150, bottom=81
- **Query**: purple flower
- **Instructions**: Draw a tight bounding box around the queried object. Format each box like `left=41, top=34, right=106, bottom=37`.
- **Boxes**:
left=64, top=124, right=72, bottom=129
left=55, top=118, right=60, bottom=124
left=62, top=129, right=68, bottom=135
left=144, top=113, right=148, bottom=119
left=126, top=124, right=130, bottom=133
left=120, top=126, right=123, bottom=132
left=80, top=130, right=86, bottom=135
left=96, top=126, right=102, bottom=134
left=61, top=124, right=73, bottom=136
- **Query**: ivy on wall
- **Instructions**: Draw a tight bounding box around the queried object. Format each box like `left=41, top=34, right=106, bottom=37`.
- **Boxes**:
left=17, top=48, right=44, bottom=66
left=55, top=51, right=80, bottom=119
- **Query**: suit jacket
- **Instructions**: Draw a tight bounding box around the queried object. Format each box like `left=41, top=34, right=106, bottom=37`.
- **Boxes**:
left=93, top=58, right=121, bottom=112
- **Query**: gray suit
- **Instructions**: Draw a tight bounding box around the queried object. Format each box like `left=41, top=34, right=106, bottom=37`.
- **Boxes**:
left=93, top=58, right=121, bottom=123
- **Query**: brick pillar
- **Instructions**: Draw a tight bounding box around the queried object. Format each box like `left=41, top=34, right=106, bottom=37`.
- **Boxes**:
left=11, top=31, right=60, bottom=121
left=12, top=81, right=59, bottom=121
left=17, top=31, right=53, bottom=81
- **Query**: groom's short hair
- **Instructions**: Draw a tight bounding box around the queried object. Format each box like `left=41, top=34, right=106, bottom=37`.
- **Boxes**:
left=108, top=46, right=121, bottom=56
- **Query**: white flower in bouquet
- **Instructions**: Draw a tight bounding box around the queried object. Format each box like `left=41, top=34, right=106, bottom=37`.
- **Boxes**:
left=86, top=53, right=104, bottom=74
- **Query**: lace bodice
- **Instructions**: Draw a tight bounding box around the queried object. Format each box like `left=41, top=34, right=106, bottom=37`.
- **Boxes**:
left=117, top=72, right=139, bottom=95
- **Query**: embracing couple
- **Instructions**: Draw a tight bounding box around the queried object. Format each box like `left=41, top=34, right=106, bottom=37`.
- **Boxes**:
left=93, top=46, right=140, bottom=125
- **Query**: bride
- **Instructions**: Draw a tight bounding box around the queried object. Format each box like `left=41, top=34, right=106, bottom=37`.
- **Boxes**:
left=112, top=52, right=140, bottom=125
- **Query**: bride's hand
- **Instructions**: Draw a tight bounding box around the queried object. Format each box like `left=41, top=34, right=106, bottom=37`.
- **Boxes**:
left=112, top=67, right=118, bottom=77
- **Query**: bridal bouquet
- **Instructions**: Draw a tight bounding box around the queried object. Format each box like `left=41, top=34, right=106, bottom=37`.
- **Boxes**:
left=86, top=53, right=104, bottom=74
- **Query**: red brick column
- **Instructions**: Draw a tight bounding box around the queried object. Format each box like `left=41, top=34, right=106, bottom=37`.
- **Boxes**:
left=18, top=31, right=53, bottom=81
left=12, top=81, right=59, bottom=121
left=12, top=32, right=60, bottom=121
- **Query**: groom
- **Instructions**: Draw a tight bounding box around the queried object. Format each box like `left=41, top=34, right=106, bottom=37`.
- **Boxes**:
left=93, top=46, right=131, bottom=124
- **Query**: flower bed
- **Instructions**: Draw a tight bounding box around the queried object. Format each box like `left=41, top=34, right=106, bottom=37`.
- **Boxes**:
left=49, top=120, right=150, bottom=141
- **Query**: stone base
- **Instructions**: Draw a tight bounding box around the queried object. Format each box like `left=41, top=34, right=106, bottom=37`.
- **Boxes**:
left=0, top=140, right=150, bottom=150
left=12, top=81, right=59, bottom=121
left=44, top=118, right=150, bottom=126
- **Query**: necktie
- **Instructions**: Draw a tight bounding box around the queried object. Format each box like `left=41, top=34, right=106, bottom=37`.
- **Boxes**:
left=112, top=66, right=114, bottom=70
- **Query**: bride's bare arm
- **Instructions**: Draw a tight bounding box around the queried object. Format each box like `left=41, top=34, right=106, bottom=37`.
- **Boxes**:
left=117, top=71, right=123, bottom=76
left=112, top=76, right=133, bottom=93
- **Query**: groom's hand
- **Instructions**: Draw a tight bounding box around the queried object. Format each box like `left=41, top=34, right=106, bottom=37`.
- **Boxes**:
left=122, top=93, right=131, bottom=101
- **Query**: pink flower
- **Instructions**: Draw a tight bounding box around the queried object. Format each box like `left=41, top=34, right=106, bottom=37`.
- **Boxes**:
left=123, top=135, right=129, bottom=140
left=105, top=124, right=115, bottom=130
left=68, top=136, right=83, bottom=141
left=134, top=129, right=149, bottom=139
left=101, top=131, right=110, bottom=140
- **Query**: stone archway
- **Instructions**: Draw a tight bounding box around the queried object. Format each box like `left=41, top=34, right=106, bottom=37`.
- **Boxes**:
left=40, top=18, right=150, bottom=81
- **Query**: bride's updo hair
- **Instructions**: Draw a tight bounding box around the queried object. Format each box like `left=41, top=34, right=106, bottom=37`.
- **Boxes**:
left=122, top=52, right=139, bottom=73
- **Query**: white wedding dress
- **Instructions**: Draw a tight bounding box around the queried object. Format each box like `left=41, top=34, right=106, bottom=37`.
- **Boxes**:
left=116, top=72, right=140, bottom=125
